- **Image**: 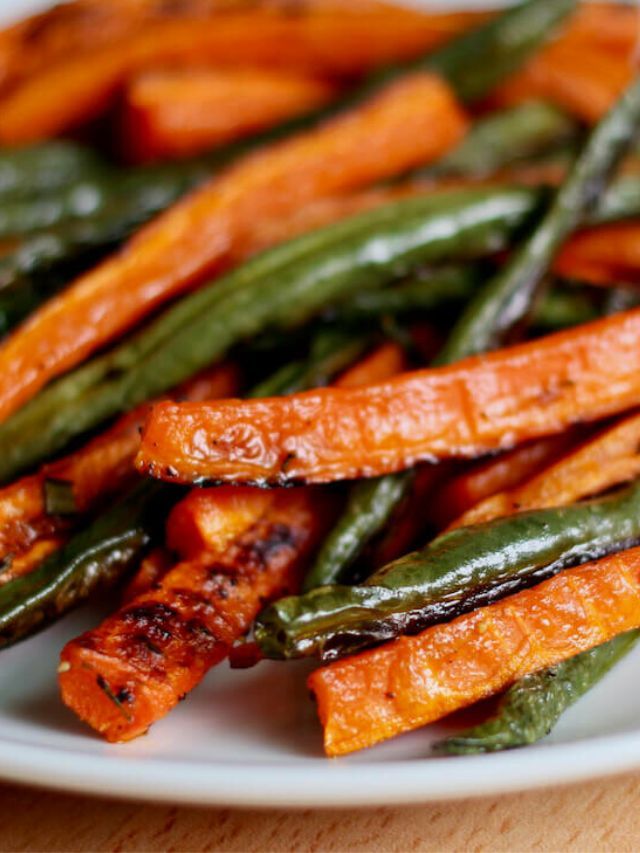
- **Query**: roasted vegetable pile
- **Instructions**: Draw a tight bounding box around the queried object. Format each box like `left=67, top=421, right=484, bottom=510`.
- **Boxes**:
left=0, top=0, right=640, bottom=758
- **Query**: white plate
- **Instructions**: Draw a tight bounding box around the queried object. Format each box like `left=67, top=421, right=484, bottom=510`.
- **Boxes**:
left=1, top=0, right=640, bottom=808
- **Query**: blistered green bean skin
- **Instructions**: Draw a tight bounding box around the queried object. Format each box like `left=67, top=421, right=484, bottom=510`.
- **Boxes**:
left=0, top=142, right=105, bottom=198
left=438, top=77, right=640, bottom=363
left=0, top=481, right=168, bottom=648
left=436, top=631, right=640, bottom=754
left=0, top=186, right=541, bottom=483
left=256, top=480, right=640, bottom=661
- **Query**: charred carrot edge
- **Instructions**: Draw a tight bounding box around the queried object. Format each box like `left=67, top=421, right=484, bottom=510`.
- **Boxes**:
left=137, top=307, right=640, bottom=487
left=0, top=8, right=478, bottom=143
left=122, top=68, right=337, bottom=163
left=0, top=363, right=237, bottom=564
left=431, top=433, right=577, bottom=529
left=0, top=73, right=466, bottom=424
left=59, top=486, right=333, bottom=742
left=309, top=544, right=640, bottom=756
left=453, top=410, right=640, bottom=529
left=554, top=222, right=640, bottom=286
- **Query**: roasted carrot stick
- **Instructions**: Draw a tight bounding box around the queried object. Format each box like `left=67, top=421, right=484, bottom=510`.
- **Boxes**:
left=0, top=73, right=466, bottom=424
left=59, top=486, right=331, bottom=742
left=453, top=410, right=640, bottom=529
left=431, top=433, right=577, bottom=529
left=0, top=363, right=237, bottom=565
left=554, top=222, right=640, bottom=286
left=0, top=7, right=478, bottom=143
left=309, top=544, right=640, bottom=756
left=138, top=307, right=640, bottom=487
left=334, top=341, right=407, bottom=390
left=122, top=68, right=337, bottom=162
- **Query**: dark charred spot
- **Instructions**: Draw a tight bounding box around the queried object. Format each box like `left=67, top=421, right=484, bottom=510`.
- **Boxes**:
left=247, top=523, right=297, bottom=565
left=281, top=452, right=297, bottom=474
left=116, top=688, right=133, bottom=704
left=385, top=691, right=396, bottom=700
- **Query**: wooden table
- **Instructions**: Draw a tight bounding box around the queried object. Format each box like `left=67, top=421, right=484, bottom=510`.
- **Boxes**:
left=1, top=772, right=639, bottom=851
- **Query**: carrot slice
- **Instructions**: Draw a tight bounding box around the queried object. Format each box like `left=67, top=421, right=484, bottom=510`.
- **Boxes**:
left=0, top=8, right=478, bottom=143
left=431, top=434, right=577, bottom=529
left=491, top=38, right=634, bottom=124
left=0, top=73, right=466, bottom=424
left=0, top=363, right=237, bottom=565
left=138, top=307, right=640, bottom=486
left=453, top=410, right=640, bottom=529
left=554, top=222, right=640, bottom=286
left=59, top=486, right=331, bottom=742
left=122, top=68, right=336, bottom=162
left=334, top=341, right=407, bottom=389
left=309, top=544, right=640, bottom=756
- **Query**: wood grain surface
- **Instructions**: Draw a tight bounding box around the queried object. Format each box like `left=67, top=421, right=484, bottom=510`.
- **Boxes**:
left=1, top=773, right=639, bottom=851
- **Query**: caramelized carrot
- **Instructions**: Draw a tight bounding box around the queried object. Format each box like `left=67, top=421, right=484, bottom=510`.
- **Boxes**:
left=138, top=308, right=640, bottom=486
left=0, top=8, right=478, bottom=142
left=453, top=410, right=640, bottom=529
left=431, top=434, right=577, bottom=529
left=59, top=486, right=332, bottom=741
left=0, top=73, right=466, bottom=424
left=0, top=363, right=237, bottom=565
left=0, top=537, right=63, bottom=587
left=309, top=545, right=640, bottom=756
left=555, top=222, right=640, bottom=286
left=123, top=68, right=336, bottom=162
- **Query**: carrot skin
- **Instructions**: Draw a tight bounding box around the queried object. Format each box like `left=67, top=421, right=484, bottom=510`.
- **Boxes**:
left=137, top=307, right=640, bottom=486
left=309, top=545, right=640, bottom=756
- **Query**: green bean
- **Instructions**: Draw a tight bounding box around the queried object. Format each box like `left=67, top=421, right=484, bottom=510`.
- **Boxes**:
left=250, top=327, right=372, bottom=399
left=0, top=186, right=541, bottom=483
left=428, top=102, right=579, bottom=179
left=256, top=479, right=640, bottom=662
left=532, top=288, right=599, bottom=329
left=0, top=480, right=170, bottom=648
left=435, top=631, right=640, bottom=754
left=0, top=141, right=105, bottom=199
left=437, top=77, right=640, bottom=363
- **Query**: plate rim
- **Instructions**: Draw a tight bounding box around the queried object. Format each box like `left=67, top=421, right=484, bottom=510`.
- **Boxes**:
left=2, top=727, right=640, bottom=806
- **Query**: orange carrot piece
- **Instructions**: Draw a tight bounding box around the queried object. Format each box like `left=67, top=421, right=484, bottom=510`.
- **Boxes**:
left=0, top=73, right=466, bottom=424
left=309, top=545, right=640, bottom=756
left=120, top=547, right=173, bottom=603
left=554, top=222, right=640, bottom=286
left=138, top=308, right=640, bottom=486
left=431, top=434, right=577, bottom=529
left=0, top=7, right=478, bottom=143
left=453, top=410, right=640, bottom=529
left=166, top=486, right=277, bottom=561
left=122, top=67, right=336, bottom=162
left=0, top=537, right=63, bottom=587
left=59, top=487, right=332, bottom=741
left=491, top=38, right=634, bottom=125
left=334, top=341, right=407, bottom=389
left=0, top=363, right=237, bottom=564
